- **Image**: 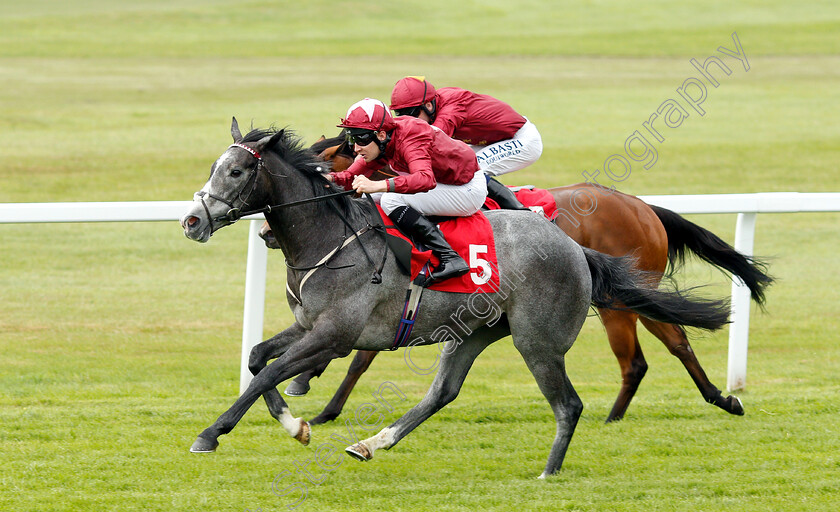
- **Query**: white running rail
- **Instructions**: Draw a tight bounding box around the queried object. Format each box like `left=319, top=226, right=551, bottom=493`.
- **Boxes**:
left=3, top=192, right=839, bottom=394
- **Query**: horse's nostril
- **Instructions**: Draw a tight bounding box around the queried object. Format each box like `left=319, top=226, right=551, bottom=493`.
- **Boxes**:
left=187, top=216, right=199, bottom=227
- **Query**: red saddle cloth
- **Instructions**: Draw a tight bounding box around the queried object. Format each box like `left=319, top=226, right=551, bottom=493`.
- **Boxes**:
left=484, top=186, right=558, bottom=220
left=376, top=206, right=500, bottom=293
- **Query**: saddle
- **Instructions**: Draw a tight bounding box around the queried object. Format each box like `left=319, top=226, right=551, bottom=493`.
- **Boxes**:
left=376, top=205, right=500, bottom=294
left=379, top=186, right=556, bottom=292
left=378, top=205, right=500, bottom=350
left=484, top=185, right=558, bottom=220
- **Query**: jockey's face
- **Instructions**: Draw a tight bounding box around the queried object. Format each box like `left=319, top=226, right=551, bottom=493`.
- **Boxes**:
left=354, top=131, right=385, bottom=162
left=395, top=102, right=433, bottom=124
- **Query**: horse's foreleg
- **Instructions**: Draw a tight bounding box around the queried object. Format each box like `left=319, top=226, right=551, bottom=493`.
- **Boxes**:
left=247, top=324, right=309, bottom=422
left=600, top=309, right=648, bottom=422
left=191, top=357, right=317, bottom=453
left=639, top=317, right=744, bottom=416
left=345, top=338, right=493, bottom=462
left=310, top=350, right=378, bottom=425
left=192, top=325, right=351, bottom=453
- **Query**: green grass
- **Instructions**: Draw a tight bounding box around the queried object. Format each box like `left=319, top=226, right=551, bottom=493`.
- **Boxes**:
left=1, top=1, right=839, bottom=511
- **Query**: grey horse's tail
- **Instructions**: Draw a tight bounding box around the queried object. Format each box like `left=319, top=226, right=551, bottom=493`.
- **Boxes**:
left=649, top=204, right=773, bottom=306
left=582, top=247, right=730, bottom=331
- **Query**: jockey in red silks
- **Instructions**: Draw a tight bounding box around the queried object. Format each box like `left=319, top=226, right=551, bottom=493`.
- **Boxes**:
left=390, top=76, right=543, bottom=211
left=328, top=98, right=487, bottom=284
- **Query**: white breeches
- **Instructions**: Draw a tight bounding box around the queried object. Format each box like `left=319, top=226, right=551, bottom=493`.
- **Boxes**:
left=377, top=170, right=487, bottom=217
left=471, top=120, right=543, bottom=177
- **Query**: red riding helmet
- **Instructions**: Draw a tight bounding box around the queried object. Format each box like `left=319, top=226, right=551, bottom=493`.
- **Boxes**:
left=337, top=98, right=396, bottom=132
left=389, top=76, right=437, bottom=110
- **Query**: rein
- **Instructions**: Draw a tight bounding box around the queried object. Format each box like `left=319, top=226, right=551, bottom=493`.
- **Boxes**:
left=207, top=140, right=388, bottom=287
left=216, top=187, right=357, bottom=223
left=210, top=142, right=358, bottom=223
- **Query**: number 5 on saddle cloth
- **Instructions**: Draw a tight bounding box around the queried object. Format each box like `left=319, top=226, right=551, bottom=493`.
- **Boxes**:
left=377, top=205, right=501, bottom=349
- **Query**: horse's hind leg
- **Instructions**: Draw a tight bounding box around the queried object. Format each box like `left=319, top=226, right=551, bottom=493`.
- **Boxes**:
left=512, top=335, right=583, bottom=478
left=600, top=308, right=648, bottom=423
left=345, top=336, right=496, bottom=462
left=310, top=350, right=378, bottom=425
left=639, top=317, right=744, bottom=416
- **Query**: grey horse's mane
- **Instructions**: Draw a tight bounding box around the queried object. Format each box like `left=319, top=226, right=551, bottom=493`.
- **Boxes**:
left=241, top=127, right=373, bottom=224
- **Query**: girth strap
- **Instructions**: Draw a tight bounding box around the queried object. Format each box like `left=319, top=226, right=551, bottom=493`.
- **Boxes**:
left=390, top=262, right=431, bottom=350
left=286, top=225, right=375, bottom=305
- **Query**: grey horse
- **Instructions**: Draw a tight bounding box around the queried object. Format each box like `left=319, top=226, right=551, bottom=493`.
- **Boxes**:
left=179, top=119, right=729, bottom=477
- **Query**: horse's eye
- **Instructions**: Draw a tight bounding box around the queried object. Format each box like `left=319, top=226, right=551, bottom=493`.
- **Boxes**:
left=230, top=169, right=243, bottom=178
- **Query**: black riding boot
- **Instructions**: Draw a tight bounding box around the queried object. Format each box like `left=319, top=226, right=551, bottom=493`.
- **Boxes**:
left=487, top=177, right=530, bottom=210
left=389, top=206, right=470, bottom=284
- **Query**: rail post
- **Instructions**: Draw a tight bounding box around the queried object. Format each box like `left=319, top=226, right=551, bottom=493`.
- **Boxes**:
left=727, top=212, right=757, bottom=392
left=240, top=219, right=269, bottom=394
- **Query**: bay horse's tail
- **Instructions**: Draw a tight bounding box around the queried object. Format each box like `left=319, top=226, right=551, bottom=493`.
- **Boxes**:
left=648, top=204, right=773, bottom=306
left=582, top=247, right=730, bottom=331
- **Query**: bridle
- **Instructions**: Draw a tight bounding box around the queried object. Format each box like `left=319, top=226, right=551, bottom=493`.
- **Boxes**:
left=194, top=142, right=357, bottom=224
left=195, top=141, right=387, bottom=284
left=194, top=143, right=264, bottom=232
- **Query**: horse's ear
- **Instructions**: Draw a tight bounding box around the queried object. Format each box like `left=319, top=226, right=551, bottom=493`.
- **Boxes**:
left=317, top=135, right=326, bottom=142
left=253, top=129, right=285, bottom=154
left=231, top=117, right=243, bottom=142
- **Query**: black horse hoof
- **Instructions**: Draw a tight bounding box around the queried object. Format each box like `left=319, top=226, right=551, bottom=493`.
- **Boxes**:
left=726, top=395, right=745, bottom=416
left=190, top=436, right=219, bottom=453
left=284, top=380, right=310, bottom=397
left=309, top=411, right=340, bottom=425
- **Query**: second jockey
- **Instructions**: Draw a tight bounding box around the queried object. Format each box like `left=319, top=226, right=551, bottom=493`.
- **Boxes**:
left=390, top=76, right=543, bottom=211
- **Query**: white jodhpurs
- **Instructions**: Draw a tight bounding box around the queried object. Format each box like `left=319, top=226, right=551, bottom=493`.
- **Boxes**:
left=472, top=119, right=543, bottom=177
left=378, top=171, right=487, bottom=217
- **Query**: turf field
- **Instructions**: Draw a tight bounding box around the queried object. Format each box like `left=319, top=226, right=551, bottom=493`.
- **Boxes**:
left=1, top=1, right=839, bottom=511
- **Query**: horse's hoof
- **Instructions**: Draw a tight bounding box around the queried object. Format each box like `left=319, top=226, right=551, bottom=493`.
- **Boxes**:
left=604, top=414, right=623, bottom=424
left=345, top=442, right=372, bottom=461
left=284, top=381, right=310, bottom=397
left=294, top=420, right=311, bottom=446
left=190, top=436, right=219, bottom=453
left=309, top=411, right=339, bottom=425
left=728, top=395, right=745, bottom=416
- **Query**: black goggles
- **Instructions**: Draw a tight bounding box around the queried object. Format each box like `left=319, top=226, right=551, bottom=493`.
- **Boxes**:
left=345, top=129, right=377, bottom=146
left=394, top=106, right=422, bottom=118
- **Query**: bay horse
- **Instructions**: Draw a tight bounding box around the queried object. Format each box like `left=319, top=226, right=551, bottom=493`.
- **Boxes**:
left=180, top=119, right=730, bottom=476
left=271, top=134, right=772, bottom=424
